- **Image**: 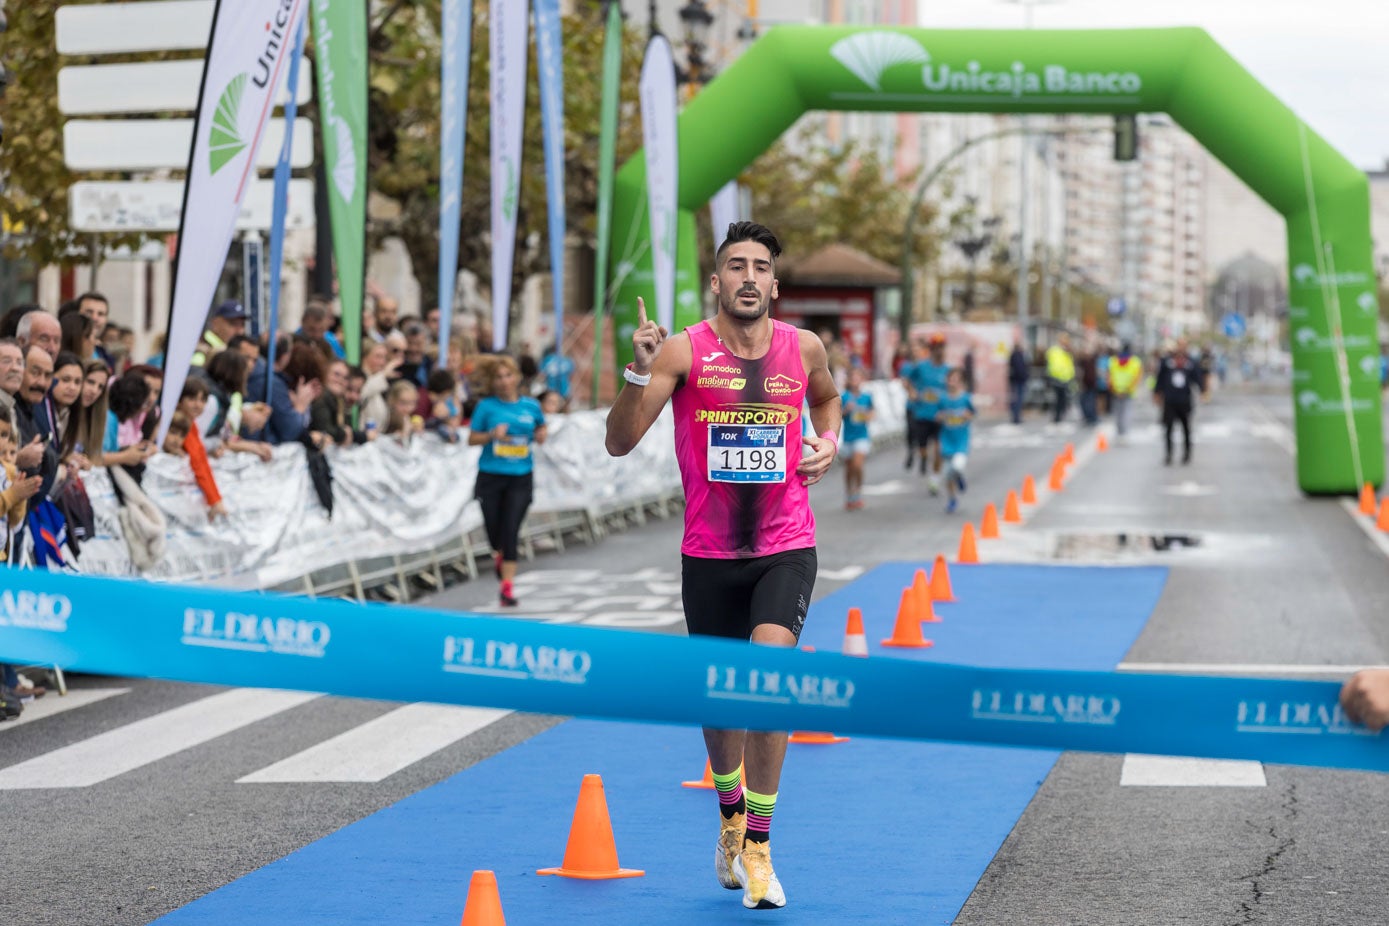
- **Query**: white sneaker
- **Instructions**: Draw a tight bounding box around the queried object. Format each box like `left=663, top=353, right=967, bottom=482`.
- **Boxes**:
left=733, top=840, right=786, bottom=909
left=715, top=812, right=744, bottom=890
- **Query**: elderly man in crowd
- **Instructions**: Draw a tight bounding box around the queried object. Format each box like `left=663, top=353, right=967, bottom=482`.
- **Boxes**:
left=16, top=311, right=61, bottom=360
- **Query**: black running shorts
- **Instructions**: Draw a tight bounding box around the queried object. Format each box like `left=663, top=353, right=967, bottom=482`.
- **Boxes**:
left=910, top=417, right=941, bottom=446
left=681, top=547, right=817, bottom=641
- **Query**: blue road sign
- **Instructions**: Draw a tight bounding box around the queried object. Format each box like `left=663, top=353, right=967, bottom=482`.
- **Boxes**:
left=1221, top=312, right=1247, bottom=338
left=1107, top=297, right=1126, bottom=317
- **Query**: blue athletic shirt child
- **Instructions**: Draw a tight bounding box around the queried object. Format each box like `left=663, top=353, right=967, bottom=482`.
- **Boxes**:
left=841, top=389, right=873, bottom=445
left=938, top=391, right=974, bottom=459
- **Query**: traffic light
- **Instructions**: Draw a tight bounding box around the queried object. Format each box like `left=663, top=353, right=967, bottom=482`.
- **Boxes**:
left=1113, top=113, right=1137, bottom=162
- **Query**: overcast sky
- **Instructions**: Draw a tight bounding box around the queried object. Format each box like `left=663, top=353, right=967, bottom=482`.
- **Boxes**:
left=915, top=0, right=1389, bottom=171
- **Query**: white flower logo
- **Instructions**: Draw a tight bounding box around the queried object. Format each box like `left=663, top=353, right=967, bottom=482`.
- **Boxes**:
left=830, top=31, right=930, bottom=91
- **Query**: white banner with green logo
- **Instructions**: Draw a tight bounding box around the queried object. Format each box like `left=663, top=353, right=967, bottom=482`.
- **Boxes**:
left=159, top=0, right=310, bottom=441
left=489, top=0, right=529, bottom=351
left=639, top=35, right=678, bottom=334
left=311, top=0, right=368, bottom=362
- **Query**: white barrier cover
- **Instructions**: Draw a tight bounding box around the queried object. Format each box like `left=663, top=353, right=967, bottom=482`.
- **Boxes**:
left=74, top=384, right=905, bottom=587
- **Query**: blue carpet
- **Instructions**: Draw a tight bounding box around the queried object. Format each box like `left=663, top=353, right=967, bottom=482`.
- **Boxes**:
left=154, top=564, right=1166, bottom=926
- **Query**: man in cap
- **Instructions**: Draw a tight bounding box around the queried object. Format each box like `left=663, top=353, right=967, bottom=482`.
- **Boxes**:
left=192, top=300, right=249, bottom=367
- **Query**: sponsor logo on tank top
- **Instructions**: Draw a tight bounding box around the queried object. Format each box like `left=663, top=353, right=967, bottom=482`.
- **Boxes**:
left=694, top=403, right=796, bottom=426
left=763, top=373, right=803, bottom=396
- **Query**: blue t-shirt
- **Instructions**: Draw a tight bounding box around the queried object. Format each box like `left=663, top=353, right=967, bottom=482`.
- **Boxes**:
left=471, top=396, right=544, bottom=476
left=906, top=360, right=949, bottom=419
left=938, top=392, right=974, bottom=456
left=541, top=352, right=576, bottom=398
left=841, top=390, right=873, bottom=443
left=103, top=409, right=120, bottom=454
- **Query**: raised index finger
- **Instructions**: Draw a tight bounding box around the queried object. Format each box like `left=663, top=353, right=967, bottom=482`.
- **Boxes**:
left=637, top=297, right=648, bottom=327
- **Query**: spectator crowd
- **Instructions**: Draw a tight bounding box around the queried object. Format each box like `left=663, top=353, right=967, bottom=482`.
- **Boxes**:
left=0, top=290, right=575, bottom=719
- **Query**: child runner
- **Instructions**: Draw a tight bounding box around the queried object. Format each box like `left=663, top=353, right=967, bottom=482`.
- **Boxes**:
left=937, top=367, right=975, bottom=514
left=840, top=365, right=873, bottom=509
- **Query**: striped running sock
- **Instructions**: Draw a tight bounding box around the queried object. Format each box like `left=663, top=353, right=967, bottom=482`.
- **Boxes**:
left=744, top=788, right=777, bottom=844
left=712, top=767, right=744, bottom=819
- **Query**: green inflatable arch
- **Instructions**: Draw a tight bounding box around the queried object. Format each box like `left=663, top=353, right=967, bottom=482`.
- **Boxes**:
left=610, top=26, right=1382, bottom=494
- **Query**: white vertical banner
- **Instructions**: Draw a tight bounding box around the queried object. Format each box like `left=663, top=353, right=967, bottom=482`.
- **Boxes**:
left=159, top=0, right=311, bottom=441
left=639, top=35, right=678, bottom=333
left=710, top=180, right=742, bottom=257
left=489, top=0, right=529, bottom=352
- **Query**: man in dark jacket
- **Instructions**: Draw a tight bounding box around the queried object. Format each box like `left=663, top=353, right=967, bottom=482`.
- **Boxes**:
left=13, top=346, right=59, bottom=497
left=1007, top=340, right=1029, bottom=425
left=1154, top=343, right=1207, bottom=465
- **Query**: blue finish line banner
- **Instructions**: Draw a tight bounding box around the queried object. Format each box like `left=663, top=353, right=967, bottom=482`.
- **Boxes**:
left=1, top=572, right=1384, bottom=773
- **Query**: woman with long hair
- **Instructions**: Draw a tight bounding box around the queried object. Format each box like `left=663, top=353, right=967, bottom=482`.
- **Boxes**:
left=46, top=352, right=87, bottom=467
left=384, top=379, right=420, bottom=445
left=67, top=359, right=110, bottom=465
left=59, top=312, right=97, bottom=362
left=467, top=355, right=546, bottom=607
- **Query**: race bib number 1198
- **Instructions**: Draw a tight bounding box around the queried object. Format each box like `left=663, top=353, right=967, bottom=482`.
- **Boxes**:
left=707, top=424, right=786, bottom=483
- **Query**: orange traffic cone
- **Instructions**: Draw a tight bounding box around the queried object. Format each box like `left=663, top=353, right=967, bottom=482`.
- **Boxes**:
left=460, top=870, right=506, bottom=926
left=1021, top=474, right=1038, bottom=505
left=843, top=607, right=868, bottom=657
left=1048, top=460, right=1065, bottom=491
left=980, top=503, right=1001, bottom=539
left=1097, top=433, right=1109, bottom=452
left=1003, top=490, right=1023, bottom=524
left=910, top=569, right=939, bottom=622
left=957, top=522, right=979, bottom=564
left=929, top=554, right=956, bottom=603
left=1377, top=499, right=1389, bottom=533
left=1360, top=482, right=1377, bottom=516
left=881, top=587, right=933, bottom=648
left=789, top=729, right=850, bottom=744
left=1062, top=442, right=1075, bottom=464
left=681, top=760, right=716, bottom=790
left=537, top=775, right=645, bottom=879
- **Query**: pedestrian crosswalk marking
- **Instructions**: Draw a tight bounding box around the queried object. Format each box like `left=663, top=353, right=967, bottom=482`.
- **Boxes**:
left=1120, top=754, right=1266, bottom=787
left=0, top=688, right=319, bottom=789
left=0, top=688, right=129, bottom=732
left=237, top=704, right=511, bottom=784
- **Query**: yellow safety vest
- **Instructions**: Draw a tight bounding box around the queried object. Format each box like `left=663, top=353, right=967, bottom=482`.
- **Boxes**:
left=1046, top=346, right=1075, bottom=384
left=1109, top=356, right=1143, bottom=396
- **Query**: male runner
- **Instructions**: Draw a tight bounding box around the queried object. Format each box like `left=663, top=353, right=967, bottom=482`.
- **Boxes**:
left=904, top=332, right=949, bottom=492
left=605, top=221, right=841, bottom=910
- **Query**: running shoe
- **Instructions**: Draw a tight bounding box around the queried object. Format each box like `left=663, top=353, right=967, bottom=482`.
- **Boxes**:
left=946, top=497, right=958, bottom=514
left=733, top=841, right=785, bottom=909
left=499, top=590, right=519, bottom=607
left=715, top=812, right=745, bottom=890
left=927, top=475, right=941, bottom=496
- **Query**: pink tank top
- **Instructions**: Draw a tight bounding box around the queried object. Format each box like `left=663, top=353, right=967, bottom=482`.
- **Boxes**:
left=672, top=319, right=816, bottom=559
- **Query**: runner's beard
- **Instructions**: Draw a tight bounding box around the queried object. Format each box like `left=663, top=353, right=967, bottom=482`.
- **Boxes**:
left=719, top=288, right=770, bottom=322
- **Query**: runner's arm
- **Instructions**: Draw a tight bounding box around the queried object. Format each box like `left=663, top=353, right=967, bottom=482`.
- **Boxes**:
left=797, top=331, right=841, bottom=485
left=605, top=312, right=690, bottom=457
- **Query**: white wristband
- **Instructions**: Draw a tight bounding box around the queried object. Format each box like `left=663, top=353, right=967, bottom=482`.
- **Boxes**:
left=623, top=364, right=652, bottom=387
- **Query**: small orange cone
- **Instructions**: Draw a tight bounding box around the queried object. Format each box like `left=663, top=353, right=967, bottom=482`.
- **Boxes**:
left=881, top=587, right=933, bottom=648
left=790, top=647, right=849, bottom=742
left=1097, top=433, right=1109, bottom=452
left=537, top=775, right=645, bottom=879
left=1062, top=442, right=1075, bottom=464
left=1003, top=490, right=1023, bottom=524
left=980, top=503, right=1001, bottom=539
left=1377, top=499, right=1389, bottom=533
left=957, top=522, right=979, bottom=564
left=681, top=760, right=715, bottom=790
left=842, top=607, right=868, bottom=657
left=1021, top=474, right=1038, bottom=505
left=929, top=554, right=956, bottom=603
left=460, top=870, right=506, bottom=926
left=1360, top=483, right=1376, bottom=516
left=1048, top=460, right=1065, bottom=491
left=910, top=569, right=938, bottom=623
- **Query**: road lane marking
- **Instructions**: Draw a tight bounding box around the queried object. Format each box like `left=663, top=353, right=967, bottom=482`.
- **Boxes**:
left=1121, top=754, right=1266, bottom=787
left=238, top=703, right=511, bottom=784
left=0, top=688, right=129, bottom=732
left=0, top=688, right=319, bottom=789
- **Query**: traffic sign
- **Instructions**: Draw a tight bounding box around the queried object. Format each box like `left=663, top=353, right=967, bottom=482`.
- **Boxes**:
left=1221, top=312, right=1247, bottom=338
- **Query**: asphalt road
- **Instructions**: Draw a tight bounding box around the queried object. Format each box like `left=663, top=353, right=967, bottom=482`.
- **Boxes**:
left=5, top=383, right=1389, bottom=925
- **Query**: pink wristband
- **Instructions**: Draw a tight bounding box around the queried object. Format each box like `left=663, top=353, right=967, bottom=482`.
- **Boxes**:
left=820, top=430, right=839, bottom=452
